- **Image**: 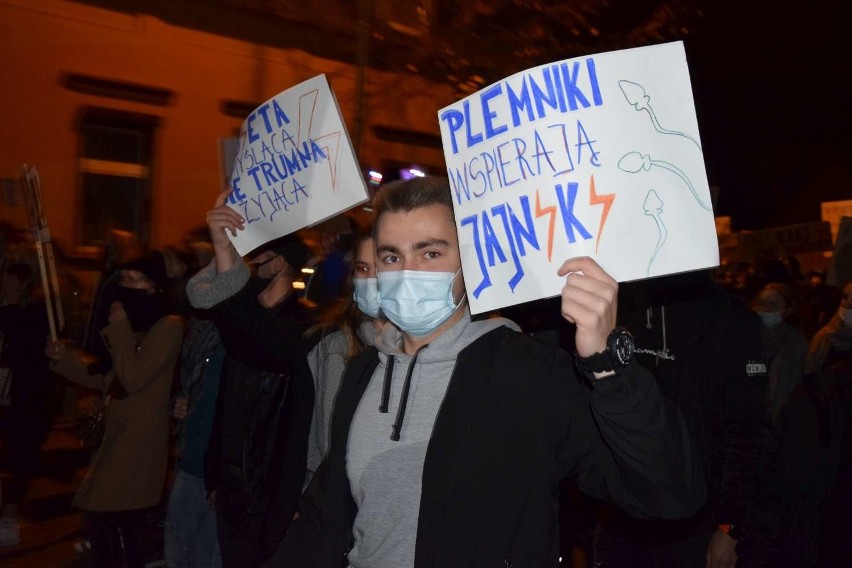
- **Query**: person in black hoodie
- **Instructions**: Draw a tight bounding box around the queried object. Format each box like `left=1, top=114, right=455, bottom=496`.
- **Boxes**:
left=185, top=199, right=315, bottom=568
left=213, top=176, right=708, bottom=568
left=595, top=270, right=770, bottom=568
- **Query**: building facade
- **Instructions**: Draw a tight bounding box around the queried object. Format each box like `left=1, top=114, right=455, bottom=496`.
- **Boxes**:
left=0, top=0, right=455, bottom=255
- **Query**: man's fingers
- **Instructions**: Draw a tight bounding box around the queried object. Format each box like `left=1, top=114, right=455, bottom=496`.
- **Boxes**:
left=562, top=281, right=611, bottom=312
left=557, top=256, right=617, bottom=287
left=562, top=269, right=618, bottom=300
left=214, top=189, right=231, bottom=208
left=206, top=210, right=244, bottom=238
left=560, top=264, right=619, bottom=357
left=561, top=284, right=613, bottom=328
left=561, top=273, right=618, bottom=318
left=206, top=208, right=244, bottom=227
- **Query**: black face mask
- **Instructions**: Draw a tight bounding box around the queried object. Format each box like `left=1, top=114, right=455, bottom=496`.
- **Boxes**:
left=113, top=286, right=166, bottom=332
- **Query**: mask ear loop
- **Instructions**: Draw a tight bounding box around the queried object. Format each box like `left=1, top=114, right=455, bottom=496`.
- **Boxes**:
left=375, top=269, right=384, bottom=306
left=449, top=268, right=466, bottom=309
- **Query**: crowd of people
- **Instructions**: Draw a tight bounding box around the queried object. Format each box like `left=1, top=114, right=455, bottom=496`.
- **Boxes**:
left=0, top=177, right=850, bottom=568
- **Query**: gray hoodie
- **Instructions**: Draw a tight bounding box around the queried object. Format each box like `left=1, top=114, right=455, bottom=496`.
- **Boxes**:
left=345, top=308, right=519, bottom=568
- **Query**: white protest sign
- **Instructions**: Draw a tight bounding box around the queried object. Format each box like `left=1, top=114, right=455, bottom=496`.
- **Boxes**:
left=227, top=75, right=368, bottom=256
left=438, top=41, right=718, bottom=314
left=217, top=136, right=239, bottom=192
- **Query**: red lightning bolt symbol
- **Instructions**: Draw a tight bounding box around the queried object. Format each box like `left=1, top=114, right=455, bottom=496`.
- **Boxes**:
left=534, top=190, right=557, bottom=262
left=298, top=88, right=342, bottom=190
left=588, top=175, right=614, bottom=253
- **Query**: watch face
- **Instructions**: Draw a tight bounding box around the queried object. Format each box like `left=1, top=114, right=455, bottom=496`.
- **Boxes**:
left=610, top=329, right=635, bottom=366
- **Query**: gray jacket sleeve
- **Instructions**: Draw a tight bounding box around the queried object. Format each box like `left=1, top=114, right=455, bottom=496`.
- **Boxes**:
left=186, top=249, right=251, bottom=309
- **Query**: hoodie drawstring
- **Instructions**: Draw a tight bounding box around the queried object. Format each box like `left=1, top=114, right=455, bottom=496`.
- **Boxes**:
left=647, top=305, right=669, bottom=365
left=390, top=344, right=429, bottom=442
left=379, top=355, right=395, bottom=413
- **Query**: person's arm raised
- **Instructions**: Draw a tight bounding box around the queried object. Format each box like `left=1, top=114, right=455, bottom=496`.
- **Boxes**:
left=206, top=190, right=244, bottom=273
left=554, top=256, right=706, bottom=519
left=186, top=191, right=250, bottom=310
left=557, top=256, right=618, bottom=378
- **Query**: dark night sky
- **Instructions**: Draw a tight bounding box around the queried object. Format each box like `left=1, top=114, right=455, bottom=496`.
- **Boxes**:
left=684, top=0, right=851, bottom=230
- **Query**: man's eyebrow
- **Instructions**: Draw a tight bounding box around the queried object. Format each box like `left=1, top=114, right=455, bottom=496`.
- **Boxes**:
left=376, top=244, right=401, bottom=254
left=377, top=239, right=450, bottom=254
left=412, top=238, right=450, bottom=250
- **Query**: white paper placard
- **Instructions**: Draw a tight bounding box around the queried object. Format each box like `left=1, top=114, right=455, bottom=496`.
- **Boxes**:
left=227, top=75, right=368, bottom=255
left=438, top=41, right=719, bottom=314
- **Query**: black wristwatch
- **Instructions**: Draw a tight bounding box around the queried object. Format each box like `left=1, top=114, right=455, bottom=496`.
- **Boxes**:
left=574, top=327, right=635, bottom=376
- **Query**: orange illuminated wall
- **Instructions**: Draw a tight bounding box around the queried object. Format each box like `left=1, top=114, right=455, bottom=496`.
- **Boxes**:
left=0, top=0, right=454, bottom=255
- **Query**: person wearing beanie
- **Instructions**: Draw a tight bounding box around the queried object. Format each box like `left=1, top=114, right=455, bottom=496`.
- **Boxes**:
left=185, top=196, right=315, bottom=568
left=45, top=251, right=185, bottom=568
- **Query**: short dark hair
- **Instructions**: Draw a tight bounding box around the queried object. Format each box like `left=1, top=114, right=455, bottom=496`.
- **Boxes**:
left=372, top=176, right=454, bottom=238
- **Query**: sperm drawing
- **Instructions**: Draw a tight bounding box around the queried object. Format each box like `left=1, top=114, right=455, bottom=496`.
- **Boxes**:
left=618, top=80, right=702, bottom=152
left=618, top=151, right=711, bottom=212
left=643, top=190, right=667, bottom=277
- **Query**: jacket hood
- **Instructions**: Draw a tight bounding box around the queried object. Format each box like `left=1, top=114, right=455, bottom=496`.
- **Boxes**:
left=371, top=307, right=520, bottom=442
left=356, top=318, right=386, bottom=350
left=373, top=307, right=520, bottom=364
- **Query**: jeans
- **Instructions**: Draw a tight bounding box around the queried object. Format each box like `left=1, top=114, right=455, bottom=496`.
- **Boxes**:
left=164, top=470, right=222, bottom=568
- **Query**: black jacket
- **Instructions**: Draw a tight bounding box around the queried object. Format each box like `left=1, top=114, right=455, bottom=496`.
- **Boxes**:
left=615, top=278, right=770, bottom=533
left=275, top=326, right=706, bottom=568
left=204, top=277, right=314, bottom=558
left=739, top=358, right=852, bottom=567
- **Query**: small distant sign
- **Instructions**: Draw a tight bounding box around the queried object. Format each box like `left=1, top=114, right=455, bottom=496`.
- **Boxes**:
left=821, top=199, right=852, bottom=244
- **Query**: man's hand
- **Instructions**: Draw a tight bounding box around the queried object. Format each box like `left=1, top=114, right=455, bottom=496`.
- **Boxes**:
left=706, top=529, right=737, bottom=568
left=556, top=256, right=618, bottom=358
left=172, top=396, right=188, bottom=420
left=108, top=301, right=127, bottom=323
left=207, top=190, right=244, bottom=273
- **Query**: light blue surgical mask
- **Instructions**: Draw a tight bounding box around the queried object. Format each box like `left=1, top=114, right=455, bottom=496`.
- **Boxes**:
left=758, top=311, right=783, bottom=328
left=377, top=269, right=465, bottom=337
left=352, top=277, right=381, bottom=319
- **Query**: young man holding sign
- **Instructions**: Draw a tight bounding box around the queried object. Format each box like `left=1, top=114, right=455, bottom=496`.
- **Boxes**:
left=255, top=176, right=705, bottom=567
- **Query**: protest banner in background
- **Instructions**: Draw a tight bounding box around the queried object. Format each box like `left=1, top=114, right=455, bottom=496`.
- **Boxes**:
left=828, top=216, right=852, bottom=287
left=821, top=199, right=852, bottom=245
left=438, top=41, right=718, bottom=314
left=724, top=222, right=832, bottom=262
left=226, top=75, right=368, bottom=256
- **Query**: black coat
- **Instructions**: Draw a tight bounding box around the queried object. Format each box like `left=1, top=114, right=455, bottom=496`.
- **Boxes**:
left=739, top=358, right=852, bottom=567
left=616, top=279, right=770, bottom=530
left=204, top=278, right=315, bottom=560
left=275, top=326, right=706, bottom=568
